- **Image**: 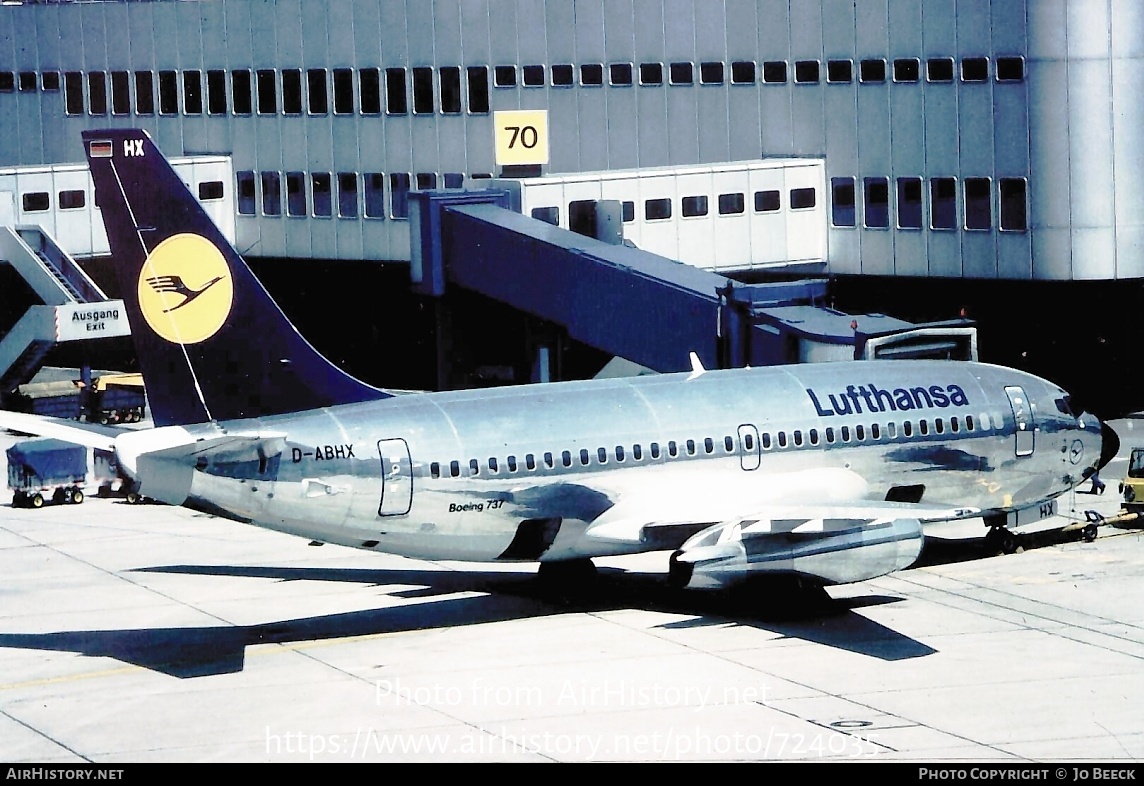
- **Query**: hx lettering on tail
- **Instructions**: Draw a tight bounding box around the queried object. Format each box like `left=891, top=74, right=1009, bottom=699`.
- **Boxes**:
left=0, top=129, right=1119, bottom=594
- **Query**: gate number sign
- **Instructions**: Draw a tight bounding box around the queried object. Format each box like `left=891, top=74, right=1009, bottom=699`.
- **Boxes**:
left=494, top=110, right=549, bottom=166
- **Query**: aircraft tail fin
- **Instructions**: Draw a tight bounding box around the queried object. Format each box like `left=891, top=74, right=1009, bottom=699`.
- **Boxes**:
left=82, top=129, right=389, bottom=426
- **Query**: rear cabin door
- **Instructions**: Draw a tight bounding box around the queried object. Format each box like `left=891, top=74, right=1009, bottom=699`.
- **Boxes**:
left=377, top=438, right=413, bottom=516
left=1004, top=386, right=1034, bottom=457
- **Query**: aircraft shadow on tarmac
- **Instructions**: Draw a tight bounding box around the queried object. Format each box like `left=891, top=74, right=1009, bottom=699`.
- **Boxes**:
left=0, top=564, right=935, bottom=679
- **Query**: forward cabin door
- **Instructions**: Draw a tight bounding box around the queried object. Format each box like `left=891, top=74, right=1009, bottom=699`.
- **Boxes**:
left=377, top=438, right=413, bottom=516
left=1004, top=386, right=1034, bottom=457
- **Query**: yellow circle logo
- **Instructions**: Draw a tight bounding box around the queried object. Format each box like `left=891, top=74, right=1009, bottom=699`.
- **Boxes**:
left=137, top=233, right=234, bottom=344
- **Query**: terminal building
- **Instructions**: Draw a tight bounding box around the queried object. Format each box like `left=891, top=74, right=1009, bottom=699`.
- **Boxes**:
left=0, top=0, right=1139, bottom=413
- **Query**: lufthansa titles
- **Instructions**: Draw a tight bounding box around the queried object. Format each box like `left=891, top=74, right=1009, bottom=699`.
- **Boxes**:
left=807, top=382, right=970, bottom=417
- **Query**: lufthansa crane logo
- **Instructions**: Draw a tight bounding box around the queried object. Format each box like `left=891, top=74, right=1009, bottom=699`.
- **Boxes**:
left=137, top=233, right=234, bottom=344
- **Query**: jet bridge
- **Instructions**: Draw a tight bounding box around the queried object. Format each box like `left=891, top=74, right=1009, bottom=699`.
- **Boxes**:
left=408, top=190, right=975, bottom=381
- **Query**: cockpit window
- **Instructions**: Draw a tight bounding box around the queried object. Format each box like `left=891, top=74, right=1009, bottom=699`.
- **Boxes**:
left=1056, top=396, right=1078, bottom=417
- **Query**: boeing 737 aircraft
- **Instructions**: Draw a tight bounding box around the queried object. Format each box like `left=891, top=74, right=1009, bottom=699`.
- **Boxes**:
left=0, top=129, right=1118, bottom=593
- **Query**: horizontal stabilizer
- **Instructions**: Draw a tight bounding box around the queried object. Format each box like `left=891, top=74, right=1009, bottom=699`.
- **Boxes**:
left=0, top=411, right=119, bottom=451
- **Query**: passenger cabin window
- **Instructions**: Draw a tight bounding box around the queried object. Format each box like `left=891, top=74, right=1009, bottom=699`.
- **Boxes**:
left=469, top=459, right=479, bottom=476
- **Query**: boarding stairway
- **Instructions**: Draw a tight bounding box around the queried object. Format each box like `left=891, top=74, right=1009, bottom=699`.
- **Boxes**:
left=0, top=225, right=121, bottom=393
left=408, top=190, right=976, bottom=382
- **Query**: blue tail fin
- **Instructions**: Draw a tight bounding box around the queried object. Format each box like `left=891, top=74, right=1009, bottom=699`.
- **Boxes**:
left=83, top=129, right=389, bottom=426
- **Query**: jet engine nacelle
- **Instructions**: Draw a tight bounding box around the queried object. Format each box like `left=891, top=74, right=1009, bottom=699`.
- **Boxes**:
left=668, top=516, right=924, bottom=590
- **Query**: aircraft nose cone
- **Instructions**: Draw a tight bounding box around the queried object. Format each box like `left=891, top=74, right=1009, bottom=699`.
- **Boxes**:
left=1099, top=420, right=1121, bottom=470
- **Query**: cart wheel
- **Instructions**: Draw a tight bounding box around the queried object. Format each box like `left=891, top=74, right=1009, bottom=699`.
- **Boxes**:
left=126, top=491, right=140, bottom=505
left=1082, top=522, right=1098, bottom=543
left=30, top=493, right=44, bottom=509
left=70, top=488, right=84, bottom=505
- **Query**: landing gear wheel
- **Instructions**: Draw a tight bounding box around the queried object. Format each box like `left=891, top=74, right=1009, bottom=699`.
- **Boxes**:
left=537, top=558, right=597, bottom=584
left=985, top=527, right=1020, bottom=555
left=667, top=550, right=693, bottom=589
left=30, top=493, right=44, bottom=509
left=1082, top=523, right=1098, bottom=543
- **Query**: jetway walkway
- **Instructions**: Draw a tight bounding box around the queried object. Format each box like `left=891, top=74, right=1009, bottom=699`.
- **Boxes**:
left=0, top=225, right=128, bottom=393
left=409, top=190, right=975, bottom=379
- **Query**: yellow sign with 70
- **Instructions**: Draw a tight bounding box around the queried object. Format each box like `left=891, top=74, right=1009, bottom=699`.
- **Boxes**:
left=494, top=110, right=549, bottom=166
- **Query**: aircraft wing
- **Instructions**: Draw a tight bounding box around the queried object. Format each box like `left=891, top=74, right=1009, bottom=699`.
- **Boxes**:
left=577, top=466, right=978, bottom=586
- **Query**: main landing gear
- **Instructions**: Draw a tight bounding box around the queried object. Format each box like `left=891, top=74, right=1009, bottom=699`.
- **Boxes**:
left=984, top=526, right=1023, bottom=555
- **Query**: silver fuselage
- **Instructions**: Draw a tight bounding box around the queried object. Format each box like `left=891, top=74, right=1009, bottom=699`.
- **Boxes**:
left=156, top=360, right=1099, bottom=563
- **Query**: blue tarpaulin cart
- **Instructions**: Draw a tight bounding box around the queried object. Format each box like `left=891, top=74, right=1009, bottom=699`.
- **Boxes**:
left=7, top=438, right=87, bottom=508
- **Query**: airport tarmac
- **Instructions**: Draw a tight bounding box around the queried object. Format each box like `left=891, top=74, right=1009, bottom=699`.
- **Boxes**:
left=1, top=423, right=1143, bottom=763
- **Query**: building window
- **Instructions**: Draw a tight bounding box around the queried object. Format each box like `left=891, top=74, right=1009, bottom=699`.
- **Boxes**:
left=791, top=188, right=816, bottom=209
left=87, top=71, right=107, bottom=115
left=465, top=67, right=489, bottom=113
left=670, top=62, right=694, bottom=85
left=286, top=172, right=307, bottom=217
left=306, top=69, right=328, bottom=114
left=231, top=70, right=252, bottom=115
left=183, top=71, right=204, bottom=115
left=157, top=70, right=179, bottom=115
left=859, top=59, right=886, bottom=84
left=995, top=56, right=1025, bottom=82
left=390, top=173, right=410, bottom=219
left=551, top=64, right=574, bottom=86
left=897, top=177, right=923, bottom=229
left=261, top=172, right=281, bottom=216
left=133, top=71, right=154, bottom=115
left=639, top=62, right=663, bottom=86
left=386, top=68, right=408, bottom=114
left=645, top=198, right=672, bottom=220
left=930, top=177, right=957, bottom=230
left=338, top=173, right=358, bottom=218
left=609, top=63, right=633, bottom=86
left=439, top=66, right=461, bottom=113
left=522, top=65, right=545, bottom=87
left=731, top=61, right=756, bottom=84
left=256, top=69, right=277, bottom=114
left=718, top=193, right=745, bottom=215
left=926, top=58, right=954, bottom=83
left=312, top=172, right=332, bottom=217
left=333, top=68, right=354, bottom=114
left=700, top=62, right=724, bottom=85
left=999, top=178, right=1027, bottom=232
left=42, top=72, right=61, bottom=92
left=236, top=171, right=256, bottom=215
left=64, top=72, right=84, bottom=115
left=826, top=60, right=853, bottom=83
left=360, top=68, right=381, bottom=114
left=964, top=177, right=992, bottom=230
left=59, top=190, right=86, bottom=210
left=961, top=57, right=989, bottom=82
left=0, top=72, right=12, bottom=92
left=580, top=64, right=603, bottom=86
left=893, top=58, right=920, bottom=83
left=22, top=193, right=49, bottom=212
left=682, top=195, right=708, bottom=217
left=493, top=65, right=516, bottom=87
left=281, top=69, right=303, bottom=114
left=754, top=190, right=780, bottom=213
left=207, top=70, right=227, bottom=115
left=531, top=207, right=559, bottom=225
left=364, top=173, right=385, bottom=219
left=111, top=71, right=131, bottom=115
left=762, top=61, right=787, bottom=84
left=198, top=181, right=224, bottom=201
left=18, top=72, right=34, bottom=91
left=793, top=60, right=820, bottom=84
left=864, top=177, right=889, bottom=228
left=412, top=67, right=435, bottom=113
left=831, top=177, right=855, bottom=227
